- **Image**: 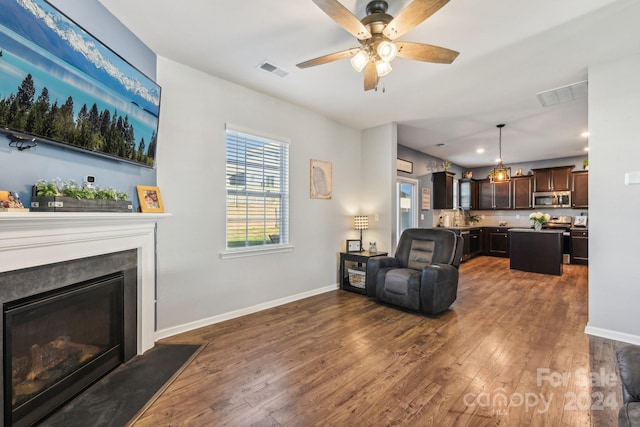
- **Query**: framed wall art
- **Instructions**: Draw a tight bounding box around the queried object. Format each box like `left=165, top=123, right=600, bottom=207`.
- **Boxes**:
left=397, top=158, right=413, bottom=174
left=310, top=159, right=332, bottom=199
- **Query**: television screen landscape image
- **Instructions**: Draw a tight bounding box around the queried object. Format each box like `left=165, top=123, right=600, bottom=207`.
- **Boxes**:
left=0, top=0, right=161, bottom=167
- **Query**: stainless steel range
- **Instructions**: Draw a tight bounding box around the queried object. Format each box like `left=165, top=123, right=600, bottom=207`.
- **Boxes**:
left=544, top=215, right=573, bottom=264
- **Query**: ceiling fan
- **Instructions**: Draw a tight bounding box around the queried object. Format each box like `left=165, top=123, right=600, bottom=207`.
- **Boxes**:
left=297, top=0, right=459, bottom=91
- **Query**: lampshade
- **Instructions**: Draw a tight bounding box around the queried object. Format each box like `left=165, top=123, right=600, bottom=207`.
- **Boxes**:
left=375, top=60, right=392, bottom=77
left=490, top=124, right=511, bottom=183
left=354, top=215, right=369, bottom=230
left=350, top=50, right=369, bottom=73
left=376, top=41, right=398, bottom=62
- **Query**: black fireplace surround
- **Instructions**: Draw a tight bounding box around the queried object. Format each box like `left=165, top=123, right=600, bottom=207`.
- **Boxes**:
left=0, top=250, right=138, bottom=426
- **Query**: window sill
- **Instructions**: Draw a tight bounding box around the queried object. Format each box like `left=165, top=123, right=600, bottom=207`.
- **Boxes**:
left=219, top=244, right=294, bottom=259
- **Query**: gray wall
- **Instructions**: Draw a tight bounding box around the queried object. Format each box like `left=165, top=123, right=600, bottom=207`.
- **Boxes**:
left=586, top=52, right=640, bottom=344
left=0, top=0, right=157, bottom=209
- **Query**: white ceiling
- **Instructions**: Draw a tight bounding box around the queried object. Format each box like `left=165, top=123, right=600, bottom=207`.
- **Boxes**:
left=99, top=0, right=640, bottom=168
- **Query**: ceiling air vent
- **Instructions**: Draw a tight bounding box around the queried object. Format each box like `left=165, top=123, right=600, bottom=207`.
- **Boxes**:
left=536, top=80, right=588, bottom=108
left=257, top=60, right=290, bottom=78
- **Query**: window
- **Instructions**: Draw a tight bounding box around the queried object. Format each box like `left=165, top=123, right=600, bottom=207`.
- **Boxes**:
left=225, top=127, right=289, bottom=250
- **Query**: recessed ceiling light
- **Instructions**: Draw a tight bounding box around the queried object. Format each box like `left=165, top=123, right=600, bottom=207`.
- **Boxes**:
left=581, top=131, right=590, bottom=138
left=584, top=147, right=590, bottom=151
left=476, top=148, right=484, bottom=154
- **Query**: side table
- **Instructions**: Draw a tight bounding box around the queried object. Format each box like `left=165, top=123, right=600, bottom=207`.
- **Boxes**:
left=339, top=251, right=388, bottom=294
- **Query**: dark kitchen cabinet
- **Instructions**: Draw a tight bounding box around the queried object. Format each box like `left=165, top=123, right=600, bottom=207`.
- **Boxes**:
left=572, top=171, right=588, bottom=208
left=478, top=179, right=492, bottom=210
left=493, top=181, right=511, bottom=209
left=512, top=175, right=533, bottom=209
left=483, top=227, right=510, bottom=257
left=532, top=166, right=574, bottom=192
left=433, top=171, right=455, bottom=209
left=459, top=179, right=478, bottom=210
left=478, top=179, right=511, bottom=210
left=570, top=229, right=588, bottom=265
left=469, top=228, right=482, bottom=256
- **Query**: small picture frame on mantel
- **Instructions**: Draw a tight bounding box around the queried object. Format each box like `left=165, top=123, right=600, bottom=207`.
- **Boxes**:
left=136, top=185, right=164, bottom=213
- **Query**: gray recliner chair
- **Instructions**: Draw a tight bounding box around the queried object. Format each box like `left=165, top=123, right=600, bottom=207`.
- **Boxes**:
left=366, top=228, right=463, bottom=315
left=617, top=346, right=640, bottom=427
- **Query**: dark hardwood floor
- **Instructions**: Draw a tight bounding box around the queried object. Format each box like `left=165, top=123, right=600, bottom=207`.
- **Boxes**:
left=132, top=257, right=628, bottom=426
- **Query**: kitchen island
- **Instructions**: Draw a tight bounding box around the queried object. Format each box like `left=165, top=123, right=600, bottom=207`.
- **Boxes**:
left=508, top=228, right=564, bottom=275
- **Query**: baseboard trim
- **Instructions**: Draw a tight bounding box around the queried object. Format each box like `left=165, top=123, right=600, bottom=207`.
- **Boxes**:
left=155, top=284, right=339, bottom=341
left=584, top=324, right=640, bottom=346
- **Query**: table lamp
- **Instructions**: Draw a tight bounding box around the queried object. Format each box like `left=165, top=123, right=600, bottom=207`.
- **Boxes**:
left=354, top=215, right=369, bottom=251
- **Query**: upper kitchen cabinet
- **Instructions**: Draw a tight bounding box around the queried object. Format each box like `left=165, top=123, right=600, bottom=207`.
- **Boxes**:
left=433, top=171, right=455, bottom=209
left=459, top=179, right=478, bottom=210
left=532, top=166, right=574, bottom=192
left=478, top=179, right=511, bottom=210
left=512, top=175, right=533, bottom=209
left=572, top=171, right=588, bottom=208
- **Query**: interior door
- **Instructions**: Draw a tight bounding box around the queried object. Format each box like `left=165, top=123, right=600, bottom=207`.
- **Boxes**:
left=397, top=178, right=418, bottom=243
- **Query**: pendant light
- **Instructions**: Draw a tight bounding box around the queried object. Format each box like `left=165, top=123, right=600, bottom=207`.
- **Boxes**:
left=490, top=124, right=511, bottom=183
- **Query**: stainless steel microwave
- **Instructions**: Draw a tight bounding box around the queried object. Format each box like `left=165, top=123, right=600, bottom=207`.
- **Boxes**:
left=532, top=191, right=571, bottom=208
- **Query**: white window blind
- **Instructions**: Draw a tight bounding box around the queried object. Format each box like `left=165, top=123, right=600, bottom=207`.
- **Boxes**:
left=225, top=128, right=289, bottom=250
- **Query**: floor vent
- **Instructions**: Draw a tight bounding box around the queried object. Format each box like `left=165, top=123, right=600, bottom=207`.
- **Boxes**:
left=257, top=61, right=290, bottom=78
left=536, top=80, right=588, bottom=107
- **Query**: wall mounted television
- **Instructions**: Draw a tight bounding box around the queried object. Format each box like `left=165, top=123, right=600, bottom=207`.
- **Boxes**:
left=0, top=0, right=161, bottom=167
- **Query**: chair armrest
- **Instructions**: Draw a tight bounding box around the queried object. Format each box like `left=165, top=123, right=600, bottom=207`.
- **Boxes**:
left=366, top=256, right=399, bottom=297
left=617, top=346, right=640, bottom=403
left=419, top=263, right=459, bottom=314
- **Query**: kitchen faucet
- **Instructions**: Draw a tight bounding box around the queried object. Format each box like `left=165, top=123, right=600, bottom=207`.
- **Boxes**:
left=455, top=207, right=466, bottom=226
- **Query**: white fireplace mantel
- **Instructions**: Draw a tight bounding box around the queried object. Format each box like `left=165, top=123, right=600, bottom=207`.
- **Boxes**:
left=0, top=212, right=169, bottom=353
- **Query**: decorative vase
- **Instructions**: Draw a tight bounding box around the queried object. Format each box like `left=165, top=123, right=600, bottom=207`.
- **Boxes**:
left=534, top=222, right=542, bottom=232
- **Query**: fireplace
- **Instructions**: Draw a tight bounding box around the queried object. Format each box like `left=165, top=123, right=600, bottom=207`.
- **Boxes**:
left=0, top=250, right=139, bottom=426
left=4, top=272, right=128, bottom=426
left=0, top=212, right=163, bottom=424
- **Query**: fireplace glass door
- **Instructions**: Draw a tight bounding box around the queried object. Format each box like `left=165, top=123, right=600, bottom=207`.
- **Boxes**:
left=3, top=273, right=124, bottom=427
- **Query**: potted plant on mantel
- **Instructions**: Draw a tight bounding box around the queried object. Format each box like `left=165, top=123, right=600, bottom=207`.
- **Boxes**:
left=31, top=178, right=132, bottom=212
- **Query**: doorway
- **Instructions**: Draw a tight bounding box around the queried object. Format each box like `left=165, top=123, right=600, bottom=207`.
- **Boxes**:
left=397, top=178, right=418, bottom=244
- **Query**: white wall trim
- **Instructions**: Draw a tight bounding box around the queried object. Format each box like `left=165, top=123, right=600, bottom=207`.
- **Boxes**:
left=155, top=283, right=339, bottom=340
left=585, top=325, right=640, bottom=346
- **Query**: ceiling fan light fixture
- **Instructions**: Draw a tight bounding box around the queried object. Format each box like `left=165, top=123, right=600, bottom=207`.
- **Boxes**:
left=350, top=49, right=370, bottom=72
left=376, top=40, right=397, bottom=62
left=375, top=59, right=392, bottom=77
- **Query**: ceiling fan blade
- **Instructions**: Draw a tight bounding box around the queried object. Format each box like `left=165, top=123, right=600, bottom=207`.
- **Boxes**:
left=296, top=48, right=360, bottom=69
left=364, top=61, right=378, bottom=91
left=396, top=41, right=459, bottom=64
left=312, top=0, right=372, bottom=40
left=383, top=0, right=450, bottom=40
